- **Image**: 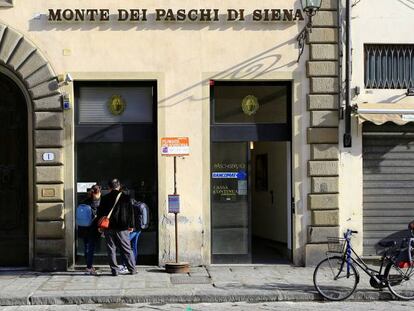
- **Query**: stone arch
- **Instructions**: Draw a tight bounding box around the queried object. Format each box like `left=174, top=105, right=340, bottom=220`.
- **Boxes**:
left=0, top=24, right=66, bottom=271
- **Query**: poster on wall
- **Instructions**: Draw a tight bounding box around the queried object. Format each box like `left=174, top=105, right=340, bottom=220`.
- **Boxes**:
left=211, top=166, right=247, bottom=202
left=161, top=137, right=190, bottom=156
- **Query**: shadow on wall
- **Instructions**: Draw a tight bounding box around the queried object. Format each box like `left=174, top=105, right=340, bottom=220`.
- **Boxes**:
left=157, top=38, right=298, bottom=109
left=398, top=0, right=414, bottom=10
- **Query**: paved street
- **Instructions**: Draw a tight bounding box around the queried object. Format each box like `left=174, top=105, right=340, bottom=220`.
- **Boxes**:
left=1, top=301, right=414, bottom=311
left=0, top=265, right=403, bottom=306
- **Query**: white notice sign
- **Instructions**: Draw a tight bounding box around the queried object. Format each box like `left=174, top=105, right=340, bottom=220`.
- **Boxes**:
left=77, top=182, right=97, bottom=193
left=42, top=152, right=55, bottom=161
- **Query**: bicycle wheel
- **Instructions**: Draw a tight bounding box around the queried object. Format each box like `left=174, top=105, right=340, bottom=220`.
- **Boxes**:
left=313, top=256, right=358, bottom=301
left=386, top=262, right=414, bottom=300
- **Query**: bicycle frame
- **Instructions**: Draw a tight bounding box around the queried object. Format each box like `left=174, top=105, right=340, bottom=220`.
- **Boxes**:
left=331, top=230, right=387, bottom=284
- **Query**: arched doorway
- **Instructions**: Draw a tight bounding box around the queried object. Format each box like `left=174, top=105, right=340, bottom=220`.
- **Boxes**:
left=0, top=24, right=64, bottom=271
left=0, top=72, right=28, bottom=266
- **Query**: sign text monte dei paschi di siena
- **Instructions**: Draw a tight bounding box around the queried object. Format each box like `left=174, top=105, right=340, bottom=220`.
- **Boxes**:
left=47, top=8, right=305, bottom=22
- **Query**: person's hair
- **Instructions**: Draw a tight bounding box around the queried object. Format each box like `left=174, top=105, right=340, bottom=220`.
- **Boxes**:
left=108, top=178, right=121, bottom=189
left=91, top=184, right=101, bottom=194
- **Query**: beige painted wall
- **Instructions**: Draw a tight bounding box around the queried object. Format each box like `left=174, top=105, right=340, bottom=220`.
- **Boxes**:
left=339, top=0, right=414, bottom=255
left=1, top=0, right=310, bottom=265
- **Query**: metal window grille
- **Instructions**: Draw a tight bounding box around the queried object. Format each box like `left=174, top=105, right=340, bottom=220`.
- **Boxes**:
left=365, top=44, right=414, bottom=89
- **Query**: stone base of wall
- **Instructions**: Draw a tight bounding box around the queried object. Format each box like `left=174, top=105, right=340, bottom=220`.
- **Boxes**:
left=34, top=256, right=67, bottom=272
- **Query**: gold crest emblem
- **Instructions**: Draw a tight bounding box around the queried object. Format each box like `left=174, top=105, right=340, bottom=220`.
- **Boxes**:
left=108, top=95, right=126, bottom=116
left=241, top=95, right=259, bottom=116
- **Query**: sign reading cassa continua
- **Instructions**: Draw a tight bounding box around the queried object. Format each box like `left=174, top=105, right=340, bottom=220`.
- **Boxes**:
left=108, top=95, right=126, bottom=116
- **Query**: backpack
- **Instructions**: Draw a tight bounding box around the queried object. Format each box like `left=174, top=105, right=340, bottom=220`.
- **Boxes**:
left=131, top=199, right=150, bottom=230
left=76, top=204, right=93, bottom=227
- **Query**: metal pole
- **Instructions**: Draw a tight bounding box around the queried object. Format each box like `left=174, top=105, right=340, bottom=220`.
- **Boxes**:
left=174, top=156, right=177, bottom=195
left=175, top=212, right=178, bottom=263
left=343, top=0, right=352, bottom=147
left=173, top=156, right=178, bottom=263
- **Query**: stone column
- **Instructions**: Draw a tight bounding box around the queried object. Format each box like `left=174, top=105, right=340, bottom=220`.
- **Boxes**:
left=305, top=0, right=340, bottom=266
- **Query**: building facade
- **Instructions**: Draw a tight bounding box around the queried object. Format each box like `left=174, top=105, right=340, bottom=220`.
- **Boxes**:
left=0, top=0, right=343, bottom=271
left=340, top=0, right=414, bottom=259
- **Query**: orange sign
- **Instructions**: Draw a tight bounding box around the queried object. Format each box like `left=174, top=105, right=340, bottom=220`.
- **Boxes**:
left=161, top=137, right=190, bottom=156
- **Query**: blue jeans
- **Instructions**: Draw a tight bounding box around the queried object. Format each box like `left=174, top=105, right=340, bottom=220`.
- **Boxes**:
left=83, top=236, right=96, bottom=269
left=130, top=230, right=141, bottom=260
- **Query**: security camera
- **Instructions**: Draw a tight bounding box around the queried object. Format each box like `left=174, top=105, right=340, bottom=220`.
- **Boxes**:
left=57, top=73, right=73, bottom=85
left=65, top=73, right=73, bottom=83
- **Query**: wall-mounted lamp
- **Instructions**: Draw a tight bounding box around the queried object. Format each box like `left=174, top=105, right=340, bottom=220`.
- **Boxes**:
left=407, top=88, right=414, bottom=96
left=57, top=73, right=73, bottom=86
left=297, top=0, right=323, bottom=62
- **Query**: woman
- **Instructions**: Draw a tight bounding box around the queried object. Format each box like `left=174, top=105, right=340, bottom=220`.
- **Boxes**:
left=78, top=184, right=101, bottom=275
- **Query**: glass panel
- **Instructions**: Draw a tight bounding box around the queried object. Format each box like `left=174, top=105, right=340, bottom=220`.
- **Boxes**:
left=214, top=84, right=287, bottom=124
left=211, top=142, right=249, bottom=257
left=78, top=86, right=153, bottom=124
left=75, top=141, right=157, bottom=264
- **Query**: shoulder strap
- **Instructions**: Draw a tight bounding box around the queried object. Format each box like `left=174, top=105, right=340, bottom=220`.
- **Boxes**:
left=107, top=192, right=122, bottom=219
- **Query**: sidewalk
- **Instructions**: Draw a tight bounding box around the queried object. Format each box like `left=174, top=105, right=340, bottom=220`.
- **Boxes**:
left=0, top=265, right=395, bottom=306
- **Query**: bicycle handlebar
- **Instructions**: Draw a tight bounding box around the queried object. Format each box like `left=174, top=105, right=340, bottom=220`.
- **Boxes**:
left=344, top=229, right=358, bottom=239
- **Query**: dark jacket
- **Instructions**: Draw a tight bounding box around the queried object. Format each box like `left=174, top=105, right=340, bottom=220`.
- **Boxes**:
left=97, top=190, right=134, bottom=230
left=77, top=197, right=100, bottom=239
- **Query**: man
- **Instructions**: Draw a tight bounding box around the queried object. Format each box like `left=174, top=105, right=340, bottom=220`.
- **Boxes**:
left=97, top=178, right=136, bottom=276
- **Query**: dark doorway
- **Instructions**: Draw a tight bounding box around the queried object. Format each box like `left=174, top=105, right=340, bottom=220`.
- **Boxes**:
left=210, top=81, right=292, bottom=264
left=0, top=72, right=29, bottom=267
left=74, top=81, right=158, bottom=266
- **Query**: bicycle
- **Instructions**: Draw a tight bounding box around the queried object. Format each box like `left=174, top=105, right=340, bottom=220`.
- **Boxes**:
left=313, top=229, right=414, bottom=301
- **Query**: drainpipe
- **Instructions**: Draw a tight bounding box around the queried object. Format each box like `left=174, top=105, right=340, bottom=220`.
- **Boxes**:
left=343, top=0, right=352, bottom=147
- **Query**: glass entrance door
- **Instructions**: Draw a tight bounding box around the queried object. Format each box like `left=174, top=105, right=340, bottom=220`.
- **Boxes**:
left=75, top=81, right=157, bottom=265
left=211, top=142, right=250, bottom=263
left=210, top=81, right=292, bottom=264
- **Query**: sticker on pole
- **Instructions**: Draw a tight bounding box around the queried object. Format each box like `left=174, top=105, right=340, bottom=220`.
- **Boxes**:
left=168, top=194, right=180, bottom=213
left=161, top=137, right=190, bottom=156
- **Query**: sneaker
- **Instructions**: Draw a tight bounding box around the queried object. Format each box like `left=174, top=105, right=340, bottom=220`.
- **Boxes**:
left=85, top=268, right=98, bottom=276
left=129, top=269, right=137, bottom=275
left=119, top=266, right=129, bottom=275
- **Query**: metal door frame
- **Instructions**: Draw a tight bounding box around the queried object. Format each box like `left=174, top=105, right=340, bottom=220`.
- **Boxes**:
left=73, top=80, right=159, bottom=265
left=210, top=80, right=292, bottom=264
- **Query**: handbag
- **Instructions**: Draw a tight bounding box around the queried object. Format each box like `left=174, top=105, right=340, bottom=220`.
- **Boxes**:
left=97, top=192, right=122, bottom=230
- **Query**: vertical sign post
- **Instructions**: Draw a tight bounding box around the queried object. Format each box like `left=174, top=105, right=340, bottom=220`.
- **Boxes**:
left=161, top=137, right=190, bottom=273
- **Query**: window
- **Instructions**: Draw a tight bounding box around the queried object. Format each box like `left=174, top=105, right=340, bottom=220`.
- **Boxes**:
left=212, top=82, right=289, bottom=124
left=365, top=44, right=414, bottom=89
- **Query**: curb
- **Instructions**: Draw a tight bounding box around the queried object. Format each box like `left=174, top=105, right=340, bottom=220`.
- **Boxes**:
left=0, top=289, right=399, bottom=306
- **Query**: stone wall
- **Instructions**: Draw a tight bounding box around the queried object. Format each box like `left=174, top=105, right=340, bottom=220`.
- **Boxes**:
left=305, top=0, right=340, bottom=266
left=0, top=24, right=65, bottom=271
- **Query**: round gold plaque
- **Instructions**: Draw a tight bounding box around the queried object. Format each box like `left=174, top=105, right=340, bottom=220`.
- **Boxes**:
left=108, top=95, right=126, bottom=116
left=241, top=95, right=259, bottom=116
